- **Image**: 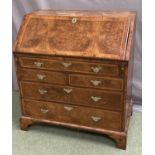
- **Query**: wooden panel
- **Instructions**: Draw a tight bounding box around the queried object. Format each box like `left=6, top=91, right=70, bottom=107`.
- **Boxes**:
left=69, top=74, right=123, bottom=91
left=20, top=82, right=123, bottom=111
left=13, top=10, right=135, bottom=61
left=19, top=57, right=119, bottom=77
left=17, top=68, right=67, bottom=85
left=23, top=99, right=121, bottom=131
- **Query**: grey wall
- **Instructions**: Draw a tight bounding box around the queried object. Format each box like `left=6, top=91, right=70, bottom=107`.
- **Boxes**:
left=12, top=0, right=142, bottom=104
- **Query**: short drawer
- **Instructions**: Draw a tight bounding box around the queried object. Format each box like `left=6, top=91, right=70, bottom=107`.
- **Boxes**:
left=20, top=82, right=123, bottom=111
left=23, top=99, right=122, bottom=131
left=19, top=57, right=120, bottom=76
left=17, top=68, right=67, bottom=85
left=69, top=74, right=123, bottom=91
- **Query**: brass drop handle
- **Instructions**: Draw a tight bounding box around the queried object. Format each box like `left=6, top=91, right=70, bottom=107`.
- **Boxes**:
left=91, top=116, right=102, bottom=122
left=63, top=88, right=73, bottom=94
left=90, top=80, right=102, bottom=86
left=40, top=108, right=49, bottom=114
left=71, top=17, right=77, bottom=24
left=38, top=89, right=47, bottom=95
left=91, top=66, right=102, bottom=73
left=37, top=74, right=46, bottom=80
left=62, top=62, right=72, bottom=68
left=34, top=62, right=44, bottom=68
left=64, top=106, right=74, bottom=111
left=91, top=96, right=102, bottom=102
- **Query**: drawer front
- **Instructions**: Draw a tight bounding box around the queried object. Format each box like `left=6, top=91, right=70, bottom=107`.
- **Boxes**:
left=20, top=82, right=122, bottom=111
left=17, top=68, right=67, bottom=85
left=19, top=57, right=119, bottom=76
left=69, top=74, right=123, bottom=91
left=23, top=99, right=121, bottom=131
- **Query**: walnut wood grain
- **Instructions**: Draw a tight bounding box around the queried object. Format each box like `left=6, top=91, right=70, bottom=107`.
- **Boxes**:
left=13, top=10, right=136, bottom=61
left=22, top=99, right=122, bottom=131
left=14, top=10, right=136, bottom=150
left=20, top=82, right=123, bottom=111
left=17, top=68, right=67, bottom=85
left=69, top=74, right=123, bottom=91
left=18, top=56, right=120, bottom=77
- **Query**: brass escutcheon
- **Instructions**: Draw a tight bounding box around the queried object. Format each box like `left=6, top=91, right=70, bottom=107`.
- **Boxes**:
left=34, top=62, right=44, bottom=68
left=91, top=96, right=102, bottom=102
left=62, top=62, right=72, bottom=68
left=91, top=66, right=102, bottom=73
left=63, top=88, right=73, bottom=94
left=71, top=17, right=77, bottom=24
left=64, top=106, right=74, bottom=111
left=91, top=116, right=102, bottom=122
left=38, top=89, right=47, bottom=95
left=37, top=74, right=46, bottom=80
left=40, top=108, right=49, bottom=114
left=90, top=80, right=102, bottom=86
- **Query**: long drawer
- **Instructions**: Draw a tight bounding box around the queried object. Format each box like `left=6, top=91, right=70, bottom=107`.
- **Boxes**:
left=20, top=82, right=123, bottom=111
left=22, top=99, right=122, bottom=131
left=19, top=57, right=120, bottom=77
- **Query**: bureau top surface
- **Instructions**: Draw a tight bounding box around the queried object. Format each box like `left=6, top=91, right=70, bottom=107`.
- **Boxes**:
left=13, top=10, right=136, bottom=61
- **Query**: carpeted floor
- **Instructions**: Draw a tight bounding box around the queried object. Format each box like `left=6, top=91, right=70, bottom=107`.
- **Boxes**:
left=13, top=91, right=141, bottom=155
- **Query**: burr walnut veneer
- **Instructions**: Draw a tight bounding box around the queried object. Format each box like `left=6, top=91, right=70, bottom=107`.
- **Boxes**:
left=13, top=10, right=136, bottom=149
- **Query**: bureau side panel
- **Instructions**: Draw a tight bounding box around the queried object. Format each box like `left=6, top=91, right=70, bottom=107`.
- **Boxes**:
left=122, top=14, right=136, bottom=131
left=13, top=54, right=25, bottom=115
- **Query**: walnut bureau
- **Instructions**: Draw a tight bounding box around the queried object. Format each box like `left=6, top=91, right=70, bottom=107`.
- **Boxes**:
left=13, top=10, right=136, bottom=149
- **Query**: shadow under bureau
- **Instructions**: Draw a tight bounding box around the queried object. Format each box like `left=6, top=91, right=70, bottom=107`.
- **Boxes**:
left=13, top=10, right=136, bottom=149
